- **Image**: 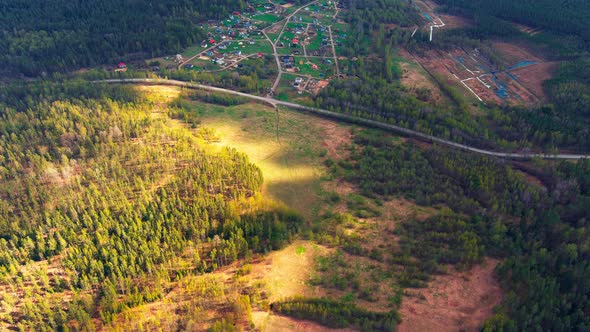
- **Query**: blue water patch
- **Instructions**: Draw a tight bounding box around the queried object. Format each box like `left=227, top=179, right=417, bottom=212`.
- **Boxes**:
left=477, top=63, right=491, bottom=72
left=509, top=60, right=536, bottom=70
left=424, top=13, right=433, bottom=21
left=492, top=76, right=508, bottom=99
left=506, top=72, right=520, bottom=83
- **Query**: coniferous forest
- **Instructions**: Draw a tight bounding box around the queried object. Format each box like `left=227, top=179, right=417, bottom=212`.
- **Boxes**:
left=0, top=81, right=300, bottom=330
left=0, top=0, right=244, bottom=76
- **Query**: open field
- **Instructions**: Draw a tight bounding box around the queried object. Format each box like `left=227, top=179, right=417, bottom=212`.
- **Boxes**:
left=397, top=50, right=448, bottom=105
left=510, top=62, right=558, bottom=98
left=180, top=91, right=354, bottom=219
left=438, top=13, right=472, bottom=30
left=253, top=13, right=282, bottom=23
left=249, top=242, right=355, bottom=332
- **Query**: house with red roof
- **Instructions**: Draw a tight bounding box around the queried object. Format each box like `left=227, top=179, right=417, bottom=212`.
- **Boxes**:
left=115, top=62, right=127, bottom=72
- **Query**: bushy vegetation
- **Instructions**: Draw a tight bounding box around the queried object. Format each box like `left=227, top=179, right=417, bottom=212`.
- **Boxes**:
left=271, top=297, right=399, bottom=331
left=161, top=56, right=277, bottom=94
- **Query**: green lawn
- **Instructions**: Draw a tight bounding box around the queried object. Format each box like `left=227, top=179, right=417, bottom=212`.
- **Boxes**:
left=290, top=14, right=315, bottom=24
left=218, top=40, right=274, bottom=55
left=295, top=57, right=334, bottom=78
left=333, top=23, right=349, bottom=32
left=253, top=13, right=282, bottom=23
left=281, top=31, right=296, bottom=42
left=181, top=45, right=206, bottom=58
left=249, top=0, right=269, bottom=5
left=306, top=31, right=325, bottom=52
left=186, top=58, right=217, bottom=70
left=276, top=47, right=294, bottom=55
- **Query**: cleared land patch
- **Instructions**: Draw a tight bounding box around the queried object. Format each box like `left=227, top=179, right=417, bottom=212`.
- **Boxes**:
left=398, top=55, right=446, bottom=105
left=399, top=259, right=503, bottom=332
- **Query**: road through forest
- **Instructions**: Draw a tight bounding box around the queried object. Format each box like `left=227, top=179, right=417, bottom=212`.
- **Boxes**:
left=95, top=78, right=590, bottom=160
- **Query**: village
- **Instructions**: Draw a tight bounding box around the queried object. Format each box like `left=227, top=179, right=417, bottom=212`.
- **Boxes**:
left=141, top=0, right=348, bottom=99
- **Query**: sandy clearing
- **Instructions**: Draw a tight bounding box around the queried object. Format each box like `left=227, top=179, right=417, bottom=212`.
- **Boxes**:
left=400, top=61, right=444, bottom=104
left=398, top=259, right=503, bottom=332
left=315, top=120, right=353, bottom=160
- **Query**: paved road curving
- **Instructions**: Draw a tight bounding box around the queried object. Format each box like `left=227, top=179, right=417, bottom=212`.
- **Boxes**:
left=94, top=78, right=590, bottom=160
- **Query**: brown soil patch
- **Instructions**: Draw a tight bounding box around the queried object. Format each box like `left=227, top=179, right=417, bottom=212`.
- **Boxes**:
left=509, top=62, right=557, bottom=101
left=492, top=41, right=544, bottom=66
left=313, top=80, right=330, bottom=95
left=409, top=48, right=490, bottom=105
left=439, top=14, right=473, bottom=30
left=315, top=120, right=353, bottom=160
left=267, top=24, right=282, bottom=34
left=515, top=169, right=545, bottom=188
left=398, top=259, right=503, bottom=332
left=399, top=61, right=444, bottom=104
left=381, top=198, right=434, bottom=223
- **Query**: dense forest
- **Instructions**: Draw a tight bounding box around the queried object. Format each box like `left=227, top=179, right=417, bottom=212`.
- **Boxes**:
left=319, top=130, right=590, bottom=330
left=338, top=0, right=421, bottom=56
left=0, top=81, right=301, bottom=330
left=0, top=0, right=244, bottom=76
left=435, top=0, right=590, bottom=45
left=272, top=297, right=399, bottom=331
